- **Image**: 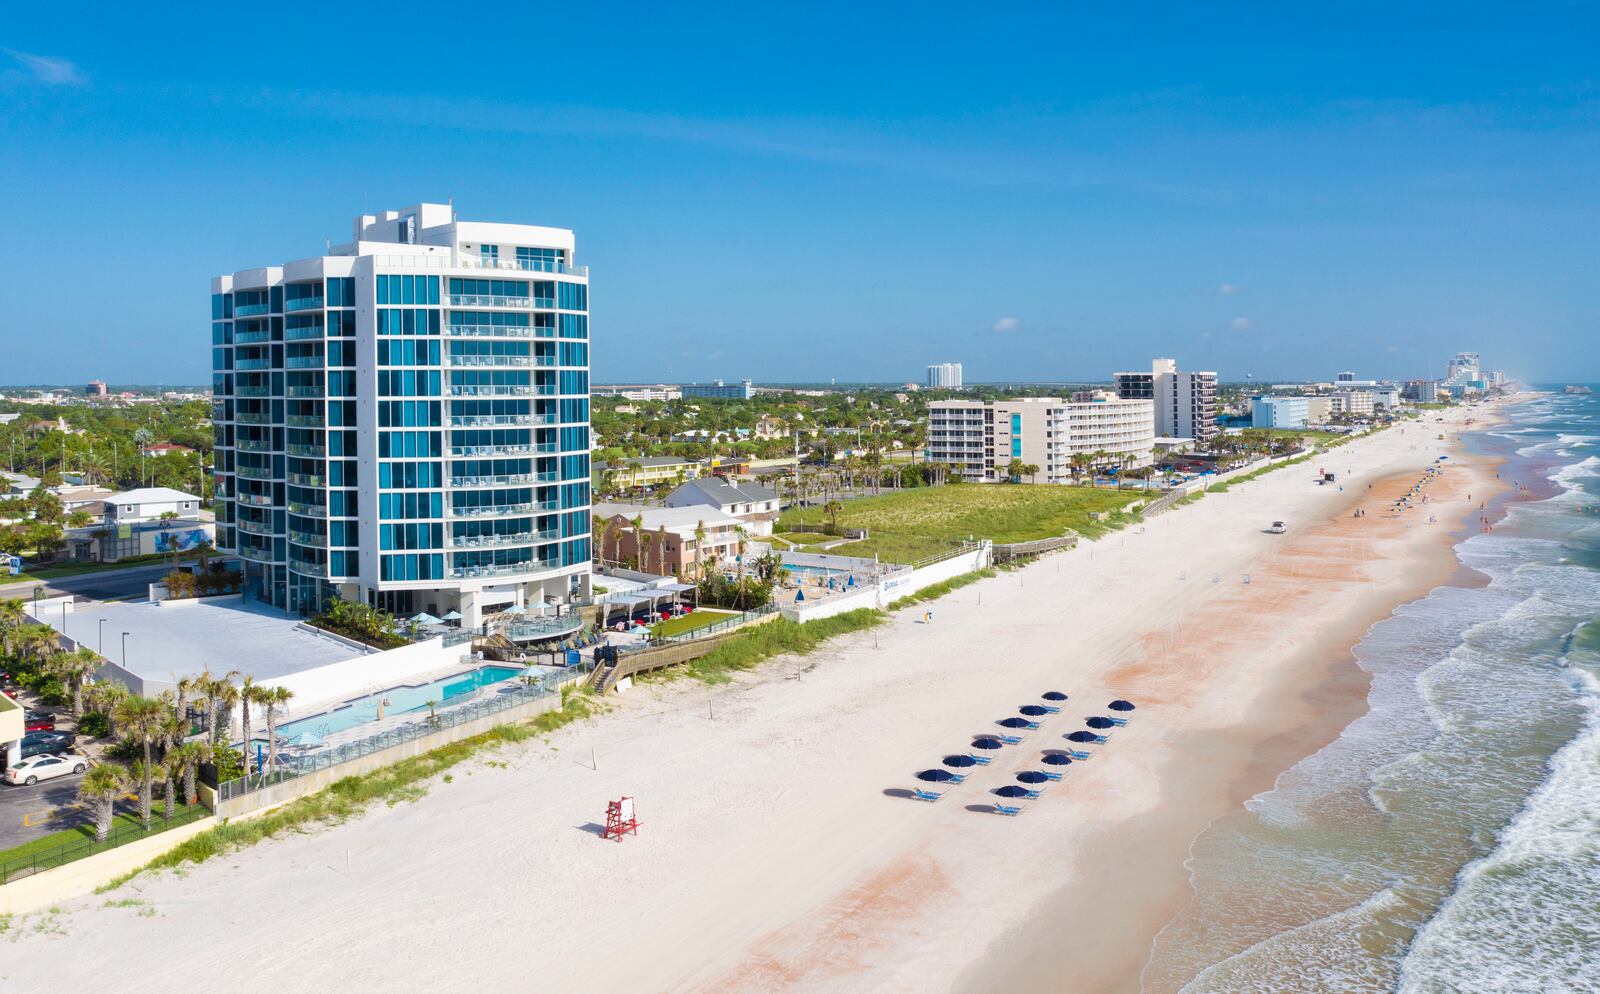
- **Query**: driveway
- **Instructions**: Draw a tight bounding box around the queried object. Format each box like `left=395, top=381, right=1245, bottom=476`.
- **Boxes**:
left=0, top=757, right=92, bottom=851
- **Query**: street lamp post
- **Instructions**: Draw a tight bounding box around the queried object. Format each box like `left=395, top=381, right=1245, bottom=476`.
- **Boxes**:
left=121, top=632, right=130, bottom=667
left=98, top=618, right=107, bottom=654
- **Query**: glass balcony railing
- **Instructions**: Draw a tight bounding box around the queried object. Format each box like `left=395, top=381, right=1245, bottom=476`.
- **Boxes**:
left=236, top=465, right=276, bottom=480
left=284, top=325, right=325, bottom=341
left=287, top=499, right=326, bottom=517
left=238, top=494, right=275, bottom=507
left=235, top=358, right=273, bottom=371
left=450, top=473, right=539, bottom=488
left=446, top=532, right=538, bottom=550
left=285, top=355, right=324, bottom=369
left=448, top=561, right=555, bottom=580
left=234, top=439, right=275, bottom=453
left=447, top=355, right=533, bottom=367
left=446, top=294, right=531, bottom=309
left=288, top=530, right=324, bottom=548
left=284, top=296, right=325, bottom=312
left=235, top=385, right=272, bottom=397
left=236, top=518, right=276, bottom=536
left=234, top=329, right=272, bottom=345
left=235, top=412, right=273, bottom=425
left=449, top=444, right=534, bottom=458
left=286, top=472, right=324, bottom=487
left=447, top=413, right=552, bottom=427
left=234, top=303, right=270, bottom=317
left=285, top=443, right=325, bottom=458
left=285, top=386, right=325, bottom=398
left=285, top=414, right=324, bottom=428
left=448, top=384, right=536, bottom=397
left=446, top=324, right=533, bottom=339
left=447, top=502, right=535, bottom=518
left=289, top=558, right=327, bottom=577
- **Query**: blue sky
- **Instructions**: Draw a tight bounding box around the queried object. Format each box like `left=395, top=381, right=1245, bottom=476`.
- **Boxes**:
left=1, top=4, right=1596, bottom=385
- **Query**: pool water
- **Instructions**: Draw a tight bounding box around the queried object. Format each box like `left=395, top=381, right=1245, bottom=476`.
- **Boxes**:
left=274, top=665, right=526, bottom=738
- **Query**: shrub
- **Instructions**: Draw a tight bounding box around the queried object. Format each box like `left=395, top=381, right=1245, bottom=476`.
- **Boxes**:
left=35, top=677, right=68, bottom=708
left=77, top=711, right=110, bottom=738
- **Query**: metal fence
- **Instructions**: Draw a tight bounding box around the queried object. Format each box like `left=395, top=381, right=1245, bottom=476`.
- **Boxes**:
left=216, top=665, right=591, bottom=804
left=647, top=603, right=779, bottom=646
left=0, top=802, right=210, bottom=886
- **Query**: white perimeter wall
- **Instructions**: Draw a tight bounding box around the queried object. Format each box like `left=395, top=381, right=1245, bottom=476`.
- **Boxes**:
left=780, top=543, right=991, bottom=623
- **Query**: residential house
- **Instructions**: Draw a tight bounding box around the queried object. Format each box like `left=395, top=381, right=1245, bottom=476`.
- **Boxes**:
left=663, top=477, right=781, bottom=536
left=593, top=504, right=746, bottom=576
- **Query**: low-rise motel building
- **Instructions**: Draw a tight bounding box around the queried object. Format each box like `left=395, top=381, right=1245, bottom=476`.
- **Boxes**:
left=926, top=393, right=1155, bottom=482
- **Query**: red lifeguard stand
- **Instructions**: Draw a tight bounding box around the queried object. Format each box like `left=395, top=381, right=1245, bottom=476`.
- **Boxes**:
left=603, top=796, right=640, bottom=842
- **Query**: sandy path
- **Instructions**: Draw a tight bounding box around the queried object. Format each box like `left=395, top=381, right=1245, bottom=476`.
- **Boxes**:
left=0, top=406, right=1503, bottom=994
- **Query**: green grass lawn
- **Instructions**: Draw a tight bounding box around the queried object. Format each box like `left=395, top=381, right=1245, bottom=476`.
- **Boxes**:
left=0, top=798, right=203, bottom=870
left=772, top=531, right=833, bottom=546
left=778, top=484, right=1144, bottom=563
left=9, top=552, right=201, bottom=584
left=649, top=609, right=739, bottom=638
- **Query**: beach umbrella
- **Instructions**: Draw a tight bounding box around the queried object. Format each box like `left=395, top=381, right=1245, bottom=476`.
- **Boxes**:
left=1042, top=691, right=1068, bottom=701
left=917, top=769, right=959, bottom=783
left=993, top=785, right=1033, bottom=798
left=943, top=754, right=979, bottom=768
left=795, top=589, right=806, bottom=601
left=847, top=575, right=857, bottom=587
left=1019, top=705, right=1050, bottom=717
left=1086, top=716, right=1116, bottom=730
left=409, top=612, right=441, bottom=625
left=1108, top=700, right=1135, bottom=712
left=442, top=610, right=463, bottom=621
left=1016, top=771, right=1050, bottom=785
left=972, top=737, right=1005, bottom=750
left=1066, top=730, right=1105, bottom=743
left=997, top=717, right=1036, bottom=729
left=503, top=605, right=526, bottom=615
left=1041, top=753, right=1073, bottom=767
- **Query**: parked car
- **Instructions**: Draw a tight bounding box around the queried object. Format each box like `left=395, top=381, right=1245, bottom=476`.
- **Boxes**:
left=1269, top=521, right=1287, bottom=534
left=19, top=730, right=74, bottom=759
left=3, top=754, right=87, bottom=786
left=24, top=711, right=55, bottom=732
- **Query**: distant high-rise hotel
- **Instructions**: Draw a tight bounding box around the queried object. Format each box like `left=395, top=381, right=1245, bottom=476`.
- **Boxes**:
left=926, top=394, right=1154, bottom=483
left=681, top=379, right=754, bottom=400
left=86, top=380, right=108, bottom=397
left=926, top=363, right=963, bottom=389
left=1113, top=358, right=1217, bottom=441
left=210, top=203, right=593, bottom=625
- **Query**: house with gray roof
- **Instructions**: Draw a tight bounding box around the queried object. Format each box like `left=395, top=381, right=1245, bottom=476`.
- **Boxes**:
left=663, top=476, right=780, bottom=535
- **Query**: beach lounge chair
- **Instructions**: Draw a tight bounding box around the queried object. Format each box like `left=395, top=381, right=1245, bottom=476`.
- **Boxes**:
left=1019, top=788, right=1042, bottom=799
left=1064, top=749, right=1091, bottom=760
left=997, top=734, right=1023, bottom=745
left=911, top=788, right=943, bottom=802
left=992, top=804, right=1023, bottom=816
left=1107, top=717, right=1128, bottom=727
left=1039, top=771, right=1064, bottom=781
left=1038, top=705, right=1062, bottom=713
left=964, top=753, right=992, bottom=765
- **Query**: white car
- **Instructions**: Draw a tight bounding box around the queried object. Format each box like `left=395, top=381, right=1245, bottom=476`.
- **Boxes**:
left=1268, top=521, right=1287, bottom=534
left=4, top=753, right=87, bottom=786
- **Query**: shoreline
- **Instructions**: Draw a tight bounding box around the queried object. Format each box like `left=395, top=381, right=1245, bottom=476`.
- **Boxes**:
left=0, top=402, right=1518, bottom=994
left=963, top=444, right=1510, bottom=993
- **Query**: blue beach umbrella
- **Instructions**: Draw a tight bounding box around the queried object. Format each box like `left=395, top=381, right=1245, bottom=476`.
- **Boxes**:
left=972, top=736, right=1005, bottom=750
left=943, top=754, right=979, bottom=768
left=1066, top=730, right=1106, bottom=743
left=1019, top=705, right=1050, bottom=717
left=1086, top=716, right=1117, bottom=730
left=1016, top=771, right=1050, bottom=785
left=998, top=716, right=1037, bottom=729
left=993, top=785, right=1034, bottom=798
left=917, top=769, right=959, bottom=783
left=1041, top=753, right=1073, bottom=767
left=1108, top=700, right=1135, bottom=712
left=1042, top=691, right=1068, bottom=701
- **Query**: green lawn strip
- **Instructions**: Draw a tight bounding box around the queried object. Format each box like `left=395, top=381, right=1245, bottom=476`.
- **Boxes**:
left=0, top=800, right=197, bottom=868
left=685, top=609, right=884, bottom=684
left=778, top=485, right=1143, bottom=564
left=773, top=531, right=832, bottom=546
left=649, top=609, right=738, bottom=638
left=885, top=568, right=996, bottom=611
left=97, top=689, right=600, bottom=890
left=13, top=551, right=203, bottom=583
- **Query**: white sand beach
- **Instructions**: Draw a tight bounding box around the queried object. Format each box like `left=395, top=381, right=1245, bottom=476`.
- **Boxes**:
left=0, top=403, right=1508, bottom=994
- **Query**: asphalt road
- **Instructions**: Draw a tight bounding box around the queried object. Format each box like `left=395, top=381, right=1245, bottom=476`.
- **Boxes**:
left=0, top=757, right=91, bottom=851
left=0, top=562, right=174, bottom=603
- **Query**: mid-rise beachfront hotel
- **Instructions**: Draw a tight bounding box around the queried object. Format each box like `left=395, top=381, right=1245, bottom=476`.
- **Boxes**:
left=926, top=394, right=1155, bottom=482
left=210, top=203, right=593, bottom=627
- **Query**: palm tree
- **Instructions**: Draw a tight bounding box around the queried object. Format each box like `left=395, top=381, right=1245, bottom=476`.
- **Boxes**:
left=47, top=646, right=101, bottom=716
left=639, top=532, right=655, bottom=576
left=175, top=673, right=200, bottom=736
left=629, top=512, right=645, bottom=568
left=115, top=695, right=168, bottom=829
left=692, top=520, right=707, bottom=580
left=167, top=740, right=213, bottom=806
left=0, top=597, right=25, bottom=655
left=262, top=685, right=293, bottom=777
left=77, top=762, right=130, bottom=843
left=209, top=673, right=241, bottom=751
left=89, top=680, right=129, bottom=738
left=238, top=676, right=266, bottom=776
left=823, top=499, right=843, bottom=533
left=1024, top=463, right=1041, bottom=484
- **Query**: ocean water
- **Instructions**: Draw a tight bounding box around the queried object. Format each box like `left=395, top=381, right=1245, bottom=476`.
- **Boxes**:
left=1141, top=389, right=1600, bottom=994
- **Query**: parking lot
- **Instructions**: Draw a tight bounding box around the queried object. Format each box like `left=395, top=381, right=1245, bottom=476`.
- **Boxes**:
left=0, top=754, right=94, bottom=851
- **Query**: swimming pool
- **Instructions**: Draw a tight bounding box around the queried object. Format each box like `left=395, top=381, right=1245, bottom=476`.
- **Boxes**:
left=274, top=665, right=526, bottom=738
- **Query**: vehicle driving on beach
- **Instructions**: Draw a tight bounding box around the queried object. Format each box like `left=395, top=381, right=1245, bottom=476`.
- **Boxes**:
left=1268, top=521, right=1287, bottom=534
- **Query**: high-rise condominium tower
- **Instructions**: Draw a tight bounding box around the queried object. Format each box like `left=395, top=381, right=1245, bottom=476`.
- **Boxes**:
left=1114, top=358, right=1217, bottom=442
left=211, top=203, right=592, bottom=626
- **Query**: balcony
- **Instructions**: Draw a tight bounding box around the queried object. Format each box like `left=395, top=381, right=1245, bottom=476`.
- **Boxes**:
left=287, top=499, right=326, bottom=517
left=234, top=303, right=270, bottom=317
left=235, top=358, right=273, bottom=371
left=447, top=354, right=534, bottom=368
left=284, top=296, right=325, bottom=312
left=285, top=355, right=324, bottom=369
left=445, top=294, right=532, bottom=309
left=448, top=413, right=553, bottom=427
left=448, top=384, right=536, bottom=397
left=236, top=465, right=277, bottom=480
left=446, top=324, right=533, bottom=339
left=448, top=502, right=536, bottom=518
left=456, top=256, right=587, bottom=277
left=285, top=386, right=325, bottom=398
left=289, top=558, right=327, bottom=578
left=234, top=329, right=272, bottom=345
left=451, top=473, right=539, bottom=489
left=288, top=530, right=324, bottom=548
left=235, top=439, right=275, bottom=453
left=284, top=325, right=325, bottom=341
left=448, top=561, right=557, bottom=580
left=236, top=517, right=276, bottom=537
left=237, top=541, right=280, bottom=562
left=449, top=444, right=534, bottom=458
left=285, top=443, right=325, bottom=458
left=285, top=414, right=324, bottom=428
left=286, top=471, right=324, bottom=487
left=238, top=493, right=275, bottom=507
left=235, top=385, right=272, bottom=398
left=447, top=532, right=539, bottom=550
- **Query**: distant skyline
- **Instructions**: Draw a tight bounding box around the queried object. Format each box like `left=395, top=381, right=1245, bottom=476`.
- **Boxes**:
left=1, top=6, right=1595, bottom=384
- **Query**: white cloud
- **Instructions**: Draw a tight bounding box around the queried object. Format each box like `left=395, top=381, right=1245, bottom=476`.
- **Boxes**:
left=1216, top=283, right=1241, bottom=294
left=1231, top=316, right=1251, bottom=330
left=4, top=49, right=85, bottom=85
left=992, top=316, right=1020, bottom=333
